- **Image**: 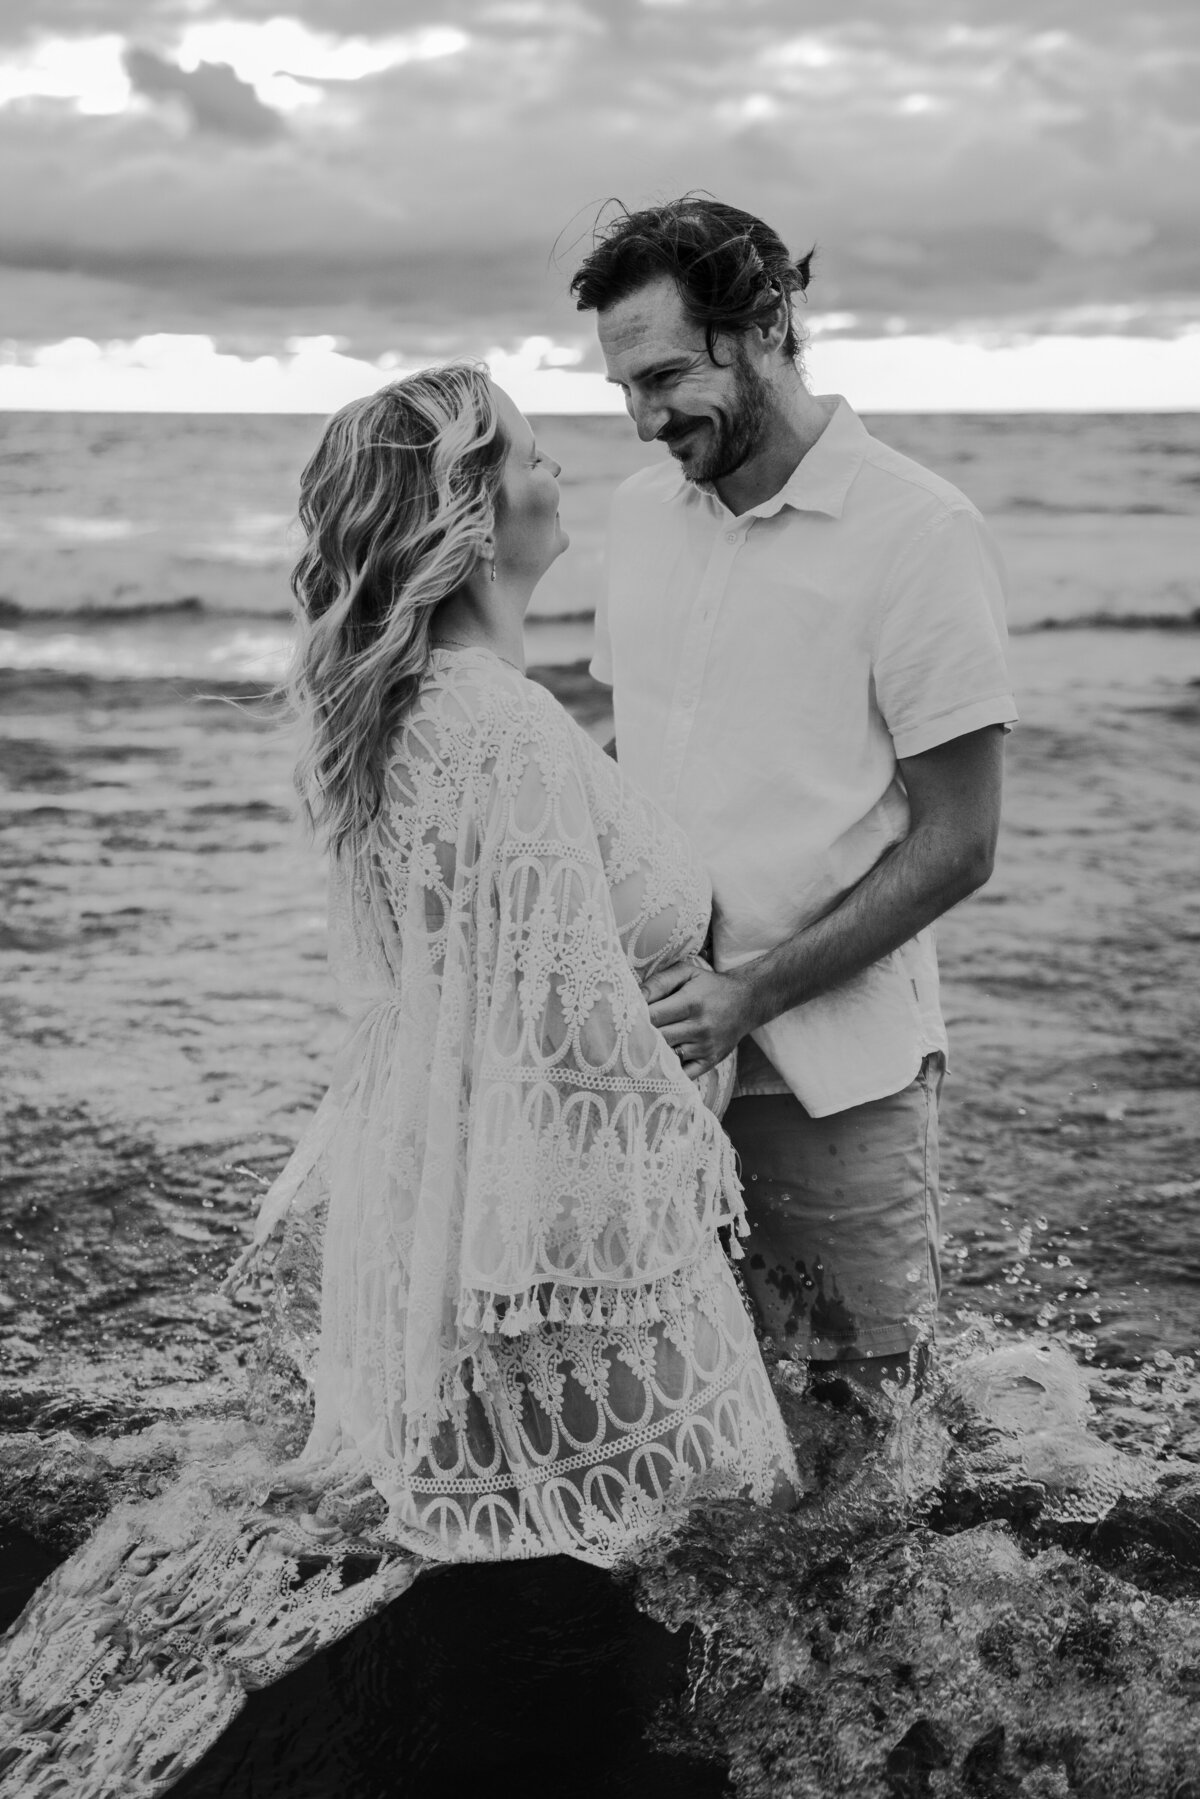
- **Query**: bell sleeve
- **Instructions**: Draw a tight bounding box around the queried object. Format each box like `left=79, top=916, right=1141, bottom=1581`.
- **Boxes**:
left=456, top=696, right=746, bottom=1336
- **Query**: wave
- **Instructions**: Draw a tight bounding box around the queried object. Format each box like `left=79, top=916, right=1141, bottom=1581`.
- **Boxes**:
left=18, top=596, right=1191, bottom=636
left=0, top=663, right=606, bottom=719
left=0, top=666, right=280, bottom=701
left=39, top=516, right=158, bottom=544
left=1004, top=498, right=1186, bottom=517
left=1014, top=607, right=1200, bottom=633
left=0, top=596, right=292, bottom=624
left=0, top=597, right=592, bottom=628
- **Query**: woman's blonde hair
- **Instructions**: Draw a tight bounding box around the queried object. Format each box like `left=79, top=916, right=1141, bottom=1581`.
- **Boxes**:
left=289, top=362, right=505, bottom=850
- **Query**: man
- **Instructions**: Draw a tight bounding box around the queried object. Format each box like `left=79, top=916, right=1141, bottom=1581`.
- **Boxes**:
left=571, top=199, right=1017, bottom=1393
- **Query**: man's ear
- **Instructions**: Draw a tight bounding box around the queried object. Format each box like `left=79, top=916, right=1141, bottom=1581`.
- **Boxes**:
left=759, top=293, right=791, bottom=358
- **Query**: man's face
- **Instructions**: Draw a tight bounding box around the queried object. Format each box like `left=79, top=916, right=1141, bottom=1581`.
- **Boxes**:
left=597, top=276, right=769, bottom=485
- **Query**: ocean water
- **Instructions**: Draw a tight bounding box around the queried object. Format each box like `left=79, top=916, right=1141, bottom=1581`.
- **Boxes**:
left=3, top=412, right=1200, bottom=1793
left=1, top=410, right=1199, bottom=680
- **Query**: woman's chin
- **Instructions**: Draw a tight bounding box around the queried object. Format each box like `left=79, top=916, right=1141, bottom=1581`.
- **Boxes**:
left=541, top=531, right=570, bottom=574
left=523, top=531, right=570, bottom=604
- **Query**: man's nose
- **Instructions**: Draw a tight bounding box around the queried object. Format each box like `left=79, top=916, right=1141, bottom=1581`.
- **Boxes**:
left=629, top=391, right=669, bottom=443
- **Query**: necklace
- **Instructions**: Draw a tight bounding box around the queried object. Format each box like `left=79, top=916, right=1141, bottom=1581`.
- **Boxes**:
left=432, top=637, right=524, bottom=674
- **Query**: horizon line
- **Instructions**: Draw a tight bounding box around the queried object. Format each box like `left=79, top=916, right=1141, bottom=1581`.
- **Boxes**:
left=2, top=403, right=1199, bottom=418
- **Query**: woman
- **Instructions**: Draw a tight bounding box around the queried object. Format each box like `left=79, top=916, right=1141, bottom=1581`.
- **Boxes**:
left=268, top=361, right=797, bottom=1561
left=0, top=364, right=795, bottom=1794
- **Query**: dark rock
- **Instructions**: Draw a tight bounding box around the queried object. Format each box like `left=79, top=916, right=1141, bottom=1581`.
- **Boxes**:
left=884, top=1717, right=952, bottom=1797
left=961, top=1721, right=1015, bottom=1795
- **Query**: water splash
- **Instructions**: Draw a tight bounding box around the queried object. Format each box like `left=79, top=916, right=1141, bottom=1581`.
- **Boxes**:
left=5, top=1312, right=1200, bottom=1794
left=627, top=1326, right=1200, bottom=1797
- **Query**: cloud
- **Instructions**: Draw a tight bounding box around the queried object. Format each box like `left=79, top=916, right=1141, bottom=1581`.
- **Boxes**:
left=124, top=46, right=284, bottom=139
left=0, top=0, right=1197, bottom=366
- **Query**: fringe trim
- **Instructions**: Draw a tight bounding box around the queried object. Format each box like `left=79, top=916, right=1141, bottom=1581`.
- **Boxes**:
left=454, top=1246, right=744, bottom=1346
left=220, top=1232, right=277, bottom=1299
left=406, top=1241, right=737, bottom=1472
left=717, top=1122, right=749, bottom=1249
left=452, top=1118, right=747, bottom=1344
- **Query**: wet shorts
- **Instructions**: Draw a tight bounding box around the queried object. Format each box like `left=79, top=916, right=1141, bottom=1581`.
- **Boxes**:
left=722, top=1056, right=944, bottom=1363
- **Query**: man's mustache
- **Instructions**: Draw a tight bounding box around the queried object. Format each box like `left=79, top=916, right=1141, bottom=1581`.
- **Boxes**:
left=657, top=418, right=705, bottom=445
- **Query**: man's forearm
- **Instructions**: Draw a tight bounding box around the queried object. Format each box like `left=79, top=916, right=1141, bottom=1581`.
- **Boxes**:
left=644, top=727, right=1005, bottom=1076
left=734, top=820, right=991, bottom=1034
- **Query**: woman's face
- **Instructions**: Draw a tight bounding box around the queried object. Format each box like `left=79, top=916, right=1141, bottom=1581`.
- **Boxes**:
left=491, top=385, right=569, bottom=592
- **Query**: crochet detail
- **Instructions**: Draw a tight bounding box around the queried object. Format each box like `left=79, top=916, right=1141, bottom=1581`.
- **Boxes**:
left=0, top=646, right=796, bottom=1797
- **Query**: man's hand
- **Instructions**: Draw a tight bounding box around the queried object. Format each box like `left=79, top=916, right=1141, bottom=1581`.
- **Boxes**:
left=643, top=961, right=756, bottom=1078
left=641, top=728, right=1005, bottom=1074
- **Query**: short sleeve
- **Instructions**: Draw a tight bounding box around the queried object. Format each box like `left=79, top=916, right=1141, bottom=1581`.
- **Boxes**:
left=588, top=499, right=616, bottom=688
left=873, top=504, right=1018, bottom=760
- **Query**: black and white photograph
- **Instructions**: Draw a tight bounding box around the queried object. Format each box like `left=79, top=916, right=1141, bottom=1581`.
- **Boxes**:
left=2, top=3, right=1199, bottom=1794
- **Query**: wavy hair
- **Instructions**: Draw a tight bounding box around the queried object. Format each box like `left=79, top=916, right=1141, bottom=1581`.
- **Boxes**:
left=288, top=362, right=505, bottom=851
left=570, top=196, right=814, bottom=363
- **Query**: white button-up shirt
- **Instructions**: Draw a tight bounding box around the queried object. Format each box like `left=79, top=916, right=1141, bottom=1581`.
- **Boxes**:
left=591, top=396, right=1018, bottom=1117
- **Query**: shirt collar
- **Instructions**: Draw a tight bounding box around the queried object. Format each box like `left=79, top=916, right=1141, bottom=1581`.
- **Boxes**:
left=661, top=395, right=868, bottom=522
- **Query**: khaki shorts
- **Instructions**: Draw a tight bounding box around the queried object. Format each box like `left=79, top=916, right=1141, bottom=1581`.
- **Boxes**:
left=722, top=1056, right=943, bottom=1362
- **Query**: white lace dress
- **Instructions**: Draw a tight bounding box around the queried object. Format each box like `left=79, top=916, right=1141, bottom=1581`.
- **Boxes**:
left=259, top=645, right=796, bottom=1562
left=0, top=646, right=796, bottom=1797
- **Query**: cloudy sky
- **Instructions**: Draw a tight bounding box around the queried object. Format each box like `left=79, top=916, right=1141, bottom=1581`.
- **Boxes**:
left=1, top=0, right=1198, bottom=408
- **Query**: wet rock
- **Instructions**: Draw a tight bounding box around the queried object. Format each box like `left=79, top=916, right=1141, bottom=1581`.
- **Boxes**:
left=1090, top=1476, right=1200, bottom=1567
left=884, top=1717, right=952, bottom=1797
left=0, top=1431, right=115, bottom=1556
left=961, top=1721, right=1016, bottom=1795
left=1059, top=1475, right=1200, bottom=1599
left=636, top=1507, right=1200, bottom=1798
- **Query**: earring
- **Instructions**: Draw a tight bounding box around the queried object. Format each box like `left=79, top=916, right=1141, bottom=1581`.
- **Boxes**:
left=489, top=559, right=497, bottom=584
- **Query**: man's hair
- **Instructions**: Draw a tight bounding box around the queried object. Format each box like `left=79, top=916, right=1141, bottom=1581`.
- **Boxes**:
left=569, top=197, right=814, bottom=362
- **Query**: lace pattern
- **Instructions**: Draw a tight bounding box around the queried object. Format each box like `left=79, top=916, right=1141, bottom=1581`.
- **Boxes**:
left=0, top=647, right=796, bottom=1796
left=313, top=1237, right=788, bottom=1563
left=286, top=650, right=794, bottom=1544
left=0, top=1447, right=417, bottom=1799
left=258, top=652, right=752, bottom=1415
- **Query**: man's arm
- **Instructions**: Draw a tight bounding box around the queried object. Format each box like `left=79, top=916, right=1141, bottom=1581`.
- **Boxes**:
left=645, top=725, right=1005, bottom=1077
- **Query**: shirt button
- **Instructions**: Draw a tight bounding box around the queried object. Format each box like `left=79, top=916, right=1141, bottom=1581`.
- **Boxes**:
left=725, top=531, right=738, bottom=544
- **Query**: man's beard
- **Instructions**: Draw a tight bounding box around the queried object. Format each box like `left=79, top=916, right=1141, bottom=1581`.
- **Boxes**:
left=660, top=349, right=770, bottom=485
